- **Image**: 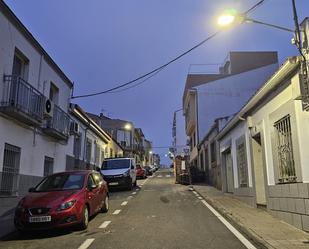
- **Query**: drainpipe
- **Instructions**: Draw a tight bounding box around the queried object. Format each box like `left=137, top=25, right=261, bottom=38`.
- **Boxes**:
left=83, top=125, right=90, bottom=167
left=37, top=55, right=43, bottom=90
left=194, top=88, right=199, bottom=169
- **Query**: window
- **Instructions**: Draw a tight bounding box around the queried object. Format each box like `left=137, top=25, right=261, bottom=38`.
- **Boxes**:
left=200, top=153, right=204, bottom=171
left=49, top=82, right=59, bottom=104
left=236, top=138, right=248, bottom=188
left=86, top=139, right=92, bottom=163
left=101, top=150, right=105, bottom=164
left=274, top=115, right=296, bottom=183
left=12, top=48, right=29, bottom=80
left=0, top=143, right=21, bottom=196
left=92, top=173, right=103, bottom=185
left=73, top=135, right=81, bottom=159
left=204, top=148, right=209, bottom=171
left=210, top=141, right=217, bottom=163
left=87, top=174, right=96, bottom=188
left=94, top=142, right=100, bottom=166
left=43, top=156, right=54, bottom=177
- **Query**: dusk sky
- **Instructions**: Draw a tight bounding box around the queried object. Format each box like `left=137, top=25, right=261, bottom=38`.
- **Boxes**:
left=4, top=0, right=309, bottom=165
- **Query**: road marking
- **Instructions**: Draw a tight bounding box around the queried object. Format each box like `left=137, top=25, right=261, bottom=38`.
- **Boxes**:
left=121, top=201, right=128, bottom=206
left=113, top=209, right=121, bottom=215
left=157, top=175, right=162, bottom=178
left=136, top=188, right=140, bottom=191
left=78, top=238, right=95, bottom=249
left=200, top=199, right=257, bottom=249
left=99, top=221, right=111, bottom=229
left=132, top=191, right=137, bottom=195
left=127, top=196, right=133, bottom=199
left=198, top=196, right=203, bottom=200
left=166, top=175, right=171, bottom=177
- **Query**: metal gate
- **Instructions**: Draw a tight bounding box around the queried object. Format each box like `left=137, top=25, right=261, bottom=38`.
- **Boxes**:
left=0, top=143, right=21, bottom=196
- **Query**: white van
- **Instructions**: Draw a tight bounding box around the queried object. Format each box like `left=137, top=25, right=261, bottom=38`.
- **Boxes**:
left=101, top=158, right=137, bottom=190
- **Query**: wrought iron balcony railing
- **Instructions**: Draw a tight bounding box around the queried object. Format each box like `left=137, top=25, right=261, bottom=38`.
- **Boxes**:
left=0, top=75, right=45, bottom=124
left=44, top=104, right=70, bottom=140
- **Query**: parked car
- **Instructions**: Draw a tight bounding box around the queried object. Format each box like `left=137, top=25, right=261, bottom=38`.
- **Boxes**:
left=149, top=165, right=156, bottom=173
left=144, top=166, right=153, bottom=176
left=101, top=158, right=137, bottom=190
left=136, top=165, right=146, bottom=179
left=14, top=170, right=109, bottom=232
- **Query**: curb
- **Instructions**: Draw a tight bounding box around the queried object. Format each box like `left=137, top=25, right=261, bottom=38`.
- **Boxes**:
left=192, top=186, right=273, bottom=249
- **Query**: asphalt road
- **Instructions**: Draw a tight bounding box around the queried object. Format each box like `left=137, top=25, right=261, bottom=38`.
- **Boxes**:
left=0, top=169, right=257, bottom=249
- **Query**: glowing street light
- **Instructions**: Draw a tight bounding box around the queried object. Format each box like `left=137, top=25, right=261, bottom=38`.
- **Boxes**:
left=218, top=14, right=236, bottom=26
left=124, top=123, right=132, bottom=130
left=149, top=151, right=153, bottom=154
left=217, top=9, right=294, bottom=33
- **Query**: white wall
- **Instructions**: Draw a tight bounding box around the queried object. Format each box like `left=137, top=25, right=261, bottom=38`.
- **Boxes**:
left=196, top=64, right=278, bottom=142
left=0, top=9, right=72, bottom=177
left=0, top=10, right=72, bottom=111
left=175, top=111, right=188, bottom=155
left=251, top=73, right=309, bottom=184
left=219, top=121, right=253, bottom=188
left=0, top=116, right=70, bottom=175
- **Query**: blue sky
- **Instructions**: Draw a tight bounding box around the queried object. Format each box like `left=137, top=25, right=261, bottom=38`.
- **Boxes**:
left=4, top=0, right=309, bottom=164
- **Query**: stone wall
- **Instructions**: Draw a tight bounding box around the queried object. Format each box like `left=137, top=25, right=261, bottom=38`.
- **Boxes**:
left=268, top=183, right=309, bottom=231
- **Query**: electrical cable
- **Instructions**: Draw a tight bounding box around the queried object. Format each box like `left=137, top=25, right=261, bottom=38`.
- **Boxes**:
left=72, top=31, right=221, bottom=99
left=107, top=68, right=164, bottom=94
left=71, top=0, right=265, bottom=99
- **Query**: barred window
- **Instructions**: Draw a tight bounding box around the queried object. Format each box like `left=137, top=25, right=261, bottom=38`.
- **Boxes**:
left=94, top=142, right=100, bottom=166
left=73, top=135, right=81, bottom=159
left=274, top=115, right=296, bottom=183
left=43, top=156, right=54, bottom=177
left=210, top=142, right=216, bottom=163
left=86, top=139, right=92, bottom=163
left=236, top=140, right=248, bottom=188
left=0, top=143, right=21, bottom=196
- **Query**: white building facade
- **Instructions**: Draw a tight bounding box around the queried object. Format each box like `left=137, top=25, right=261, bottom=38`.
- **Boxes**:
left=0, top=1, right=73, bottom=199
left=218, top=50, right=309, bottom=231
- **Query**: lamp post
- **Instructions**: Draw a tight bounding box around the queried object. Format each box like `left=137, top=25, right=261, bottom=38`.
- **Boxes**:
left=217, top=7, right=309, bottom=110
left=124, top=123, right=133, bottom=158
left=217, top=12, right=294, bottom=33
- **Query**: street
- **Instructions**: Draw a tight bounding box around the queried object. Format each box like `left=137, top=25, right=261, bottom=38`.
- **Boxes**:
left=0, top=169, right=256, bottom=249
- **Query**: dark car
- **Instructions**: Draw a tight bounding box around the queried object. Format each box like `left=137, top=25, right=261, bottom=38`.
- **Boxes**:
left=144, top=166, right=153, bottom=176
left=14, top=170, right=109, bottom=232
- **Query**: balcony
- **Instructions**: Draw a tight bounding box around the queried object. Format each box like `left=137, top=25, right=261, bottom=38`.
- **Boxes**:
left=133, top=144, right=145, bottom=153
left=43, top=104, right=70, bottom=141
left=0, top=75, right=44, bottom=125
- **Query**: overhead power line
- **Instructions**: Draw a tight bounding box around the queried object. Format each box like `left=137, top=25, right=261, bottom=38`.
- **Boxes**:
left=72, top=31, right=221, bottom=99
left=72, top=0, right=265, bottom=99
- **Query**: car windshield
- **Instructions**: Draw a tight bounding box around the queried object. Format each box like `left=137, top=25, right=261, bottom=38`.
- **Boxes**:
left=34, top=174, right=85, bottom=192
left=102, top=159, right=130, bottom=170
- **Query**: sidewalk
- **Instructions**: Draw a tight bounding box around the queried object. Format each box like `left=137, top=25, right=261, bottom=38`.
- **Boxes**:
left=192, top=184, right=309, bottom=249
left=0, top=197, right=20, bottom=238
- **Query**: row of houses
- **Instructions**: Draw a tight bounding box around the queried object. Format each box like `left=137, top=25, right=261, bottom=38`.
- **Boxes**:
left=175, top=18, right=309, bottom=231
left=0, top=0, right=156, bottom=210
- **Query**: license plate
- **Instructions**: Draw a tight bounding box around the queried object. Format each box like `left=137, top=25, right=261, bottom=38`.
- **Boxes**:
left=109, top=182, right=118, bottom=186
left=29, top=216, right=51, bottom=223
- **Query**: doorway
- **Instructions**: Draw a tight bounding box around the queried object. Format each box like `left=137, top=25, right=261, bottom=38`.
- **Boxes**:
left=224, top=150, right=234, bottom=193
left=252, top=133, right=266, bottom=206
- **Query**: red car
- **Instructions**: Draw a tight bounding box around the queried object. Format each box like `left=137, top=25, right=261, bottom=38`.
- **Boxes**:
left=14, top=170, right=109, bottom=232
left=136, top=165, right=146, bottom=179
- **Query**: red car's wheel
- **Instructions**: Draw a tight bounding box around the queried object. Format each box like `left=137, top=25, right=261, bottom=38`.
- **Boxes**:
left=101, top=194, right=109, bottom=213
left=79, top=205, right=89, bottom=230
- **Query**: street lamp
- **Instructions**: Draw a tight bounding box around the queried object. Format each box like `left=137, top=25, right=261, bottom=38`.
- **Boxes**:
left=217, top=7, right=309, bottom=110
left=217, top=11, right=294, bottom=33
left=124, top=123, right=132, bottom=130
